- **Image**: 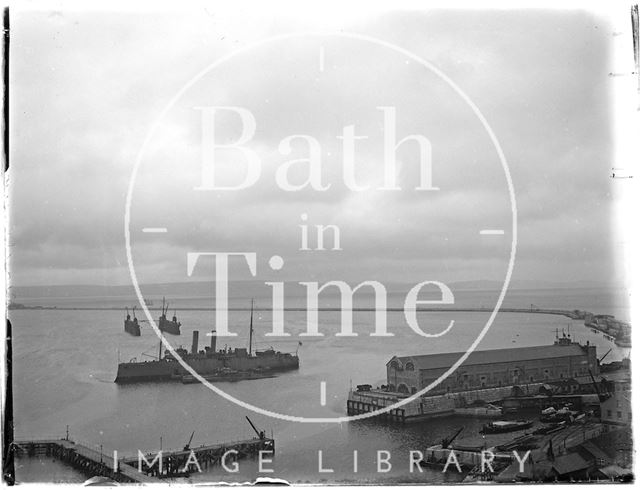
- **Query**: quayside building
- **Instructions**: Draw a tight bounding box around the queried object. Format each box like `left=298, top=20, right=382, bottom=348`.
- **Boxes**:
left=386, top=335, right=598, bottom=395
left=347, top=335, right=600, bottom=422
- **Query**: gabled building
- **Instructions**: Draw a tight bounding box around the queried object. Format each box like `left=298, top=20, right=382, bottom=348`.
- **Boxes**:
left=600, top=378, right=631, bottom=426
left=386, top=338, right=598, bottom=395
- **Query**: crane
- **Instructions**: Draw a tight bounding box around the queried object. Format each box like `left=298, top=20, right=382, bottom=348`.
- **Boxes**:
left=183, top=431, right=195, bottom=451
left=598, top=348, right=612, bottom=364
left=441, top=426, right=465, bottom=449
left=588, top=369, right=610, bottom=402
left=246, top=416, right=265, bottom=439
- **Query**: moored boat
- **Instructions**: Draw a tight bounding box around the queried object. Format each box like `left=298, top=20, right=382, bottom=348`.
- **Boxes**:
left=480, top=420, right=533, bottom=434
left=159, top=297, right=181, bottom=335
left=124, top=307, right=141, bottom=336
left=540, top=407, right=579, bottom=423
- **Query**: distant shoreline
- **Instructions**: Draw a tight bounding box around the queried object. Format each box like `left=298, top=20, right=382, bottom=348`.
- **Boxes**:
left=7, top=305, right=581, bottom=318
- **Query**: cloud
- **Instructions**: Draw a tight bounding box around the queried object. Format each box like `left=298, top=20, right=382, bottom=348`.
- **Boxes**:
left=7, top=8, right=624, bottom=288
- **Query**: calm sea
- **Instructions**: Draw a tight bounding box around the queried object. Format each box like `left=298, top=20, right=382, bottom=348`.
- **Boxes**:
left=9, top=287, right=631, bottom=483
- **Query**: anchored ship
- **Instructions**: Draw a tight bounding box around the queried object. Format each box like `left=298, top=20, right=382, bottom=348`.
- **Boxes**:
left=124, top=307, right=141, bottom=336
left=115, top=301, right=299, bottom=383
left=159, top=297, right=181, bottom=335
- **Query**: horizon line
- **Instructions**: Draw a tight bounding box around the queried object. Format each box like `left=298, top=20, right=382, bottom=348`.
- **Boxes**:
left=8, top=278, right=625, bottom=290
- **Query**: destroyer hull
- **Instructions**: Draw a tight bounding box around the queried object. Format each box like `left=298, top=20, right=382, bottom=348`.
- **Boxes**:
left=115, top=355, right=299, bottom=383
left=115, top=360, right=175, bottom=383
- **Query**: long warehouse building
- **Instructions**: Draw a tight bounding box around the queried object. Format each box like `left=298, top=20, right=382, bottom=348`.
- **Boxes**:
left=386, top=335, right=598, bottom=395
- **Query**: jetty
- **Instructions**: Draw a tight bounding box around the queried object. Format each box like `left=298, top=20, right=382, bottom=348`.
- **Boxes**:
left=11, top=439, right=155, bottom=483
left=11, top=419, right=275, bottom=482
left=120, top=437, right=274, bottom=477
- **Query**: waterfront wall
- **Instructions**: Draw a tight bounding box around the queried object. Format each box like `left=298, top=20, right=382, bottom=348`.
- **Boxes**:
left=347, top=383, right=549, bottom=421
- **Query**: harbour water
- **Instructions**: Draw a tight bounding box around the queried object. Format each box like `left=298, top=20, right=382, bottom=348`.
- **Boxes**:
left=9, top=286, right=631, bottom=483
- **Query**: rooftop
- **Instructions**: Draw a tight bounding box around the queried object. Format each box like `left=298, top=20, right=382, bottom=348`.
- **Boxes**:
left=551, top=452, right=592, bottom=475
left=389, top=343, right=588, bottom=371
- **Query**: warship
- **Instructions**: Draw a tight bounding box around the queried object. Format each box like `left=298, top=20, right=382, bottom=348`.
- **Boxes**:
left=115, top=302, right=299, bottom=383
left=124, top=307, right=141, bottom=336
left=158, top=297, right=181, bottom=335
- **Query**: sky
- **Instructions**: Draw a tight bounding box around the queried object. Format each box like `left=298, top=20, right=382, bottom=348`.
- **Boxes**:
left=6, top=5, right=633, bottom=290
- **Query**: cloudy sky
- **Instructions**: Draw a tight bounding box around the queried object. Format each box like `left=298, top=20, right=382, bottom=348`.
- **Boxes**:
left=7, top=5, right=631, bottom=289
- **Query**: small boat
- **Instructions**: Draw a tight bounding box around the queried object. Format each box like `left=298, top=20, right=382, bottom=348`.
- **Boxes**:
left=463, top=462, right=509, bottom=483
left=541, top=409, right=579, bottom=423
left=480, top=420, right=533, bottom=434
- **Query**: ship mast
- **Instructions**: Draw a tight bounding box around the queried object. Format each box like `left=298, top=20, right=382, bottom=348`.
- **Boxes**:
left=249, top=299, right=254, bottom=356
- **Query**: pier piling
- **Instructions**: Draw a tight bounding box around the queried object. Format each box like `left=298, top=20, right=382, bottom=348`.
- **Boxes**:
left=11, top=436, right=275, bottom=482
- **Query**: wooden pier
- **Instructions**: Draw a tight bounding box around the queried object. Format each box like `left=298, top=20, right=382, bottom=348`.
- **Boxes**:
left=11, top=435, right=275, bottom=482
left=120, top=437, right=275, bottom=478
left=11, top=439, right=155, bottom=483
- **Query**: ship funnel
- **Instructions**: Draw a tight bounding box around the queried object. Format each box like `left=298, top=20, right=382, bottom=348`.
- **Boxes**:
left=192, top=330, right=199, bottom=354
left=210, top=330, right=216, bottom=353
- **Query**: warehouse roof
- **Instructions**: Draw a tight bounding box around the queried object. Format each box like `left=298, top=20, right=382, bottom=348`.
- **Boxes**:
left=388, top=343, right=587, bottom=371
left=551, top=452, right=592, bottom=476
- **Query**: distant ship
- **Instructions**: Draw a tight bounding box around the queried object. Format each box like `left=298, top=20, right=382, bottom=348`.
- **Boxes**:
left=115, top=301, right=300, bottom=383
left=124, top=307, right=141, bottom=336
left=159, top=297, right=181, bottom=335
